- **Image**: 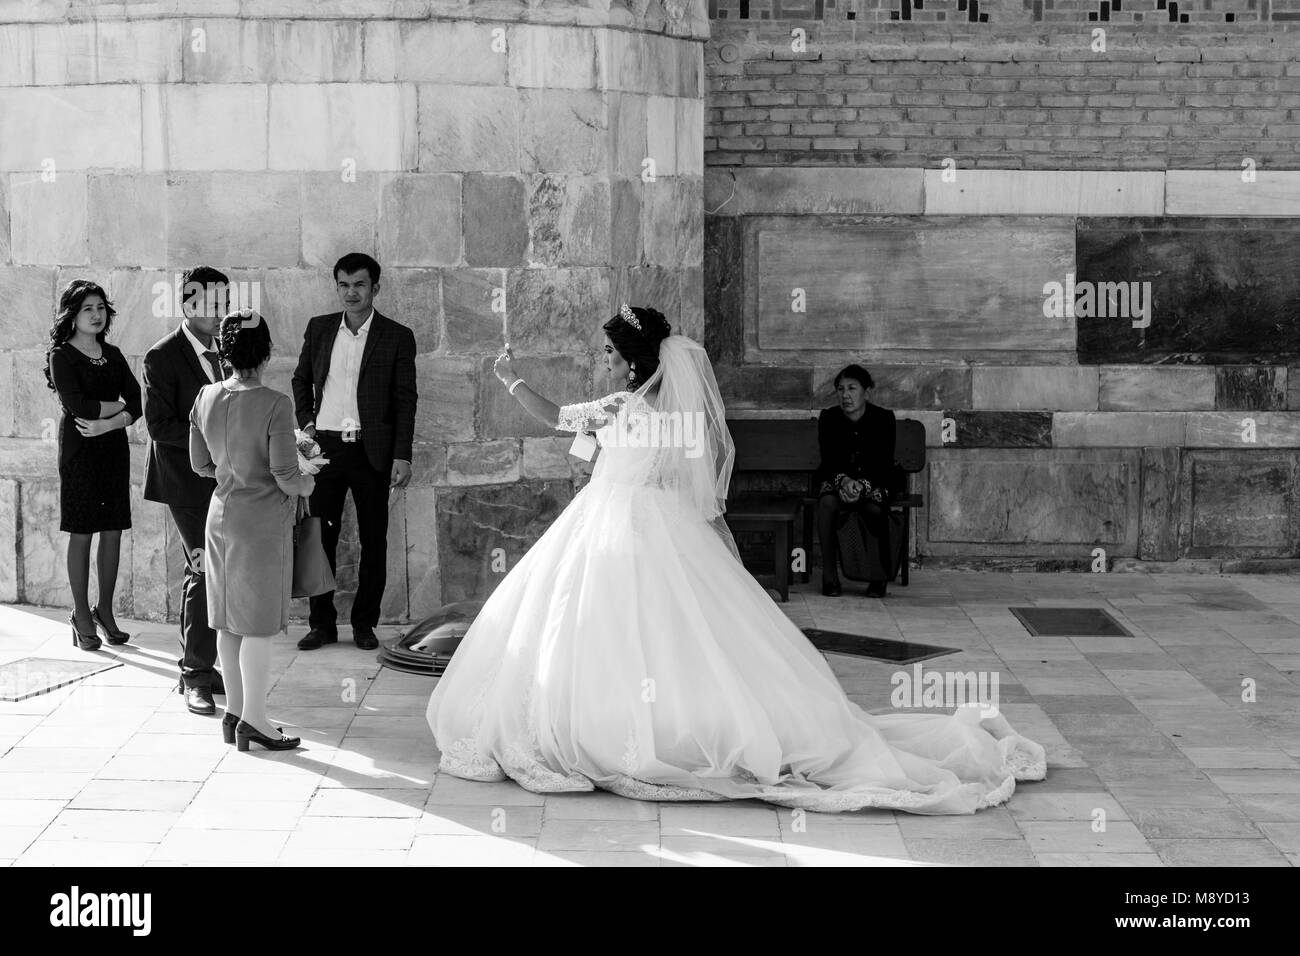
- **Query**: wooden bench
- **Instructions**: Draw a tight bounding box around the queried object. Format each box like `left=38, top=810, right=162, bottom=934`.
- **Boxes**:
left=725, top=417, right=927, bottom=600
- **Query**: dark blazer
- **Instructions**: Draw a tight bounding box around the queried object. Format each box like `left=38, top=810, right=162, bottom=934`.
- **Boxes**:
left=291, top=311, right=418, bottom=474
left=814, top=402, right=899, bottom=494
left=48, top=342, right=142, bottom=470
left=143, top=326, right=219, bottom=507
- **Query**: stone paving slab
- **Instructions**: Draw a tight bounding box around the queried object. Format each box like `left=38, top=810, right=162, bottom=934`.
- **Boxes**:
left=0, top=571, right=1297, bottom=866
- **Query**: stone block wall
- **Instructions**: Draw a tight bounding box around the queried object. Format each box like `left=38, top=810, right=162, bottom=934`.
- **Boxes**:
left=0, top=0, right=711, bottom=622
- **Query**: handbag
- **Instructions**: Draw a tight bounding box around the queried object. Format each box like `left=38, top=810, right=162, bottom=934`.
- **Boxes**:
left=836, top=506, right=905, bottom=584
left=292, top=496, right=335, bottom=598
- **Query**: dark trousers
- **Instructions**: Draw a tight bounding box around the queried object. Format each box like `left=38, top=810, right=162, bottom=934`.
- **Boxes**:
left=170, top=504, right=219, bottom=688
left=309, top=433, right=391, bottom=632
left=817, top=494, right=893, bottom=583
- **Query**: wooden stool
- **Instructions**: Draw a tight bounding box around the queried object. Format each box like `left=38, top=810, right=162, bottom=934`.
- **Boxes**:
left=725, top=496, right=802, bottom=602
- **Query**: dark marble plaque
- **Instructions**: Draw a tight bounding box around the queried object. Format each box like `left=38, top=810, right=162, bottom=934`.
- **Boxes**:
left=704, top=215, right=744, bottom=364
left=1076, top=218, right=1300, bottom=364
left=813, top=365, right=971, bottom=410
left=755, top=217, right=1076, bottom=353
left=1138, top=446, right=1182, bottom=561
left=945, top=411, right=1053, bottom=448
left=716, top=364, right=813, bottom=407
left=1180, top=452, right=1300, bottom=555
left=924, top=450, right=1136, bottom=549
left=1215, top=366, right=1287, bottom=411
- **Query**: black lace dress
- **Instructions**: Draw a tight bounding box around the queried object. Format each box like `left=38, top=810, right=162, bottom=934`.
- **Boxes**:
left=48, top=342, right=142, bottom=533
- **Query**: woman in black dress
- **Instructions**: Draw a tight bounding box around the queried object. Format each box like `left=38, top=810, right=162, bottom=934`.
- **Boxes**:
left=44, top=280, right=142, bottom=650
left=814, top=365, right=898, bottom=599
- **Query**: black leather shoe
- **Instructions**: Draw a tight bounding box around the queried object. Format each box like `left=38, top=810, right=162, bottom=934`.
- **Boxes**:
left=865, top=582, right=888, bottom=598
left=185, top=685, right=216, bottom=715
left=353, top=626, right=379, bottom=650
left=296, top=628, right=338, bottom=651
left=821, top=580, right=842, bottom=597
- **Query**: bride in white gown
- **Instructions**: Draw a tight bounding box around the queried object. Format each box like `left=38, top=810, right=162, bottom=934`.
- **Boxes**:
left=426, top=305, right=1046, bottom=814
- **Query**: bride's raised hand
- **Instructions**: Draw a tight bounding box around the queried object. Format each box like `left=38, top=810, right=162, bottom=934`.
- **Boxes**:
left=494, top=344, right=517, bottom=385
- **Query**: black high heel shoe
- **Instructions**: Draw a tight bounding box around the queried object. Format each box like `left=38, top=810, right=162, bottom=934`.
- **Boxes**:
left=222, top=712, right=241, bottom=745
left=69, top=614, right=102, bottom=651
left=90, top=605, right=130, bottom=645
left=235, top=720, right=300, bottom=753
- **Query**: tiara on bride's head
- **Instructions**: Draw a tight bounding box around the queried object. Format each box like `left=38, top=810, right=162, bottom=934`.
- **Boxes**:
left=620, top=303, right=641, bottom=332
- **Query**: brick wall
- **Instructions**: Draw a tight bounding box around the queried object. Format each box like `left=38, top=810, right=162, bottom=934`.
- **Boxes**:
left=707, top=36, right=1300, bottom=169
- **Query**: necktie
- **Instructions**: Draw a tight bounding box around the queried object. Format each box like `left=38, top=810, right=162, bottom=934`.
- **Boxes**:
left=202, top=350, right=223, bottom=383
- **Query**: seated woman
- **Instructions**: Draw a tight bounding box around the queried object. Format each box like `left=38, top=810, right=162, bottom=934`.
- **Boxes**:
left=814, top=365, right=898, bottom=598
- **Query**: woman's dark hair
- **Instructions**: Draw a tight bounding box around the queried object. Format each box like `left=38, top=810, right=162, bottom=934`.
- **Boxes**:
left=44, top=280, right=115, bottom=390
left=603, top=306, right=672, bottom=391
left=217, top=312, right=272, bottom=375
left=833, top=364, right=874, bottom=391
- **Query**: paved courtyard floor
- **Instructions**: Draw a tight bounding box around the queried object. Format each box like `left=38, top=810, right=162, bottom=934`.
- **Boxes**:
left=0, top=570, right=1297, bottom=867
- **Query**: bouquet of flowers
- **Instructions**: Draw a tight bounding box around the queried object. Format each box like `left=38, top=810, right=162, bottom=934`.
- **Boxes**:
left=295, top=429, right=330, bottom=476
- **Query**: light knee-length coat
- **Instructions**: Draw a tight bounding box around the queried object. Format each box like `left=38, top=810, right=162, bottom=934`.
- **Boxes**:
left=189, top=382, right=316, bottom=637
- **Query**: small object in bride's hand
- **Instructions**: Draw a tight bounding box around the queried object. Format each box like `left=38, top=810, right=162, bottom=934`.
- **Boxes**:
left=569, top=432, right=598, bottom=461
left=294, top=429, right=329, bottom=475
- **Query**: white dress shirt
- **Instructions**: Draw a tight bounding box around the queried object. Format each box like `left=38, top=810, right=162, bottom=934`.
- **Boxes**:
left=315, top=311, right=372, bottom=433
left=181, top=320, right=220, bottom=383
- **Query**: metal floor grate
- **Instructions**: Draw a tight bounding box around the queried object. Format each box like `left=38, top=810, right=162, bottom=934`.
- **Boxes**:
left=801, top=629, right=960, bottom=664
left=0, top=656, right=123, bottom=702
left=1009, top=607, right=1133, bottom=637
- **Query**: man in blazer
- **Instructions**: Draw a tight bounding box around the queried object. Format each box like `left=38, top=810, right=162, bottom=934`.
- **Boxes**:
left=143, top=266, right=229, bottom=715
left=292, top=252, right=417, bottom=651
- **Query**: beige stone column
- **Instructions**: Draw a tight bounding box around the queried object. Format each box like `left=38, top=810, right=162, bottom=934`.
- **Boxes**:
left=0, top=0, right=709, bottom=622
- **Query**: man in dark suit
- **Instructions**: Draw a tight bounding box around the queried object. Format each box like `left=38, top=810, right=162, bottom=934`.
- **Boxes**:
left=292, top=253, right=417, bottom=651
left=143, top=266, right=229, bottom=714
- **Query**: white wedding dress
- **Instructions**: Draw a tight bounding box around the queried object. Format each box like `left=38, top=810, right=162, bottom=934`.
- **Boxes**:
left=426, top=336, right=1046, bottom=814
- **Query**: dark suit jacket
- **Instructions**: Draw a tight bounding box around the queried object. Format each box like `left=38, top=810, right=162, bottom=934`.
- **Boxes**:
left=291, top=311, right=418, bottom=474
left=814, top=402, right=899, bottom=494
left=143, top=327, right=218, bottom=508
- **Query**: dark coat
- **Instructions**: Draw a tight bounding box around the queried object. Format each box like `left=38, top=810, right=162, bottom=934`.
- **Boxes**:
left=814, top=402, right=899, bottom=495
left=143, top=326, right=219, bottom=507
left=291, top=311, right=418, bottom=473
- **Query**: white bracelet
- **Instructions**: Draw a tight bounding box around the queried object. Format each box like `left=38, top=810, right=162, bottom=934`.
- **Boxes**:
left=508, top=378, right=527, bottom=395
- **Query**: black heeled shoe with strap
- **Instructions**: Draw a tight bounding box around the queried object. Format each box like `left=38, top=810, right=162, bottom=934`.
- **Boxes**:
left=69, top=613, right=102, bottom=652
left=90, top=605, right=130, bottom=645
left=235, top=720, right=300, bottom=753
left=222, top=712, right=241, bottom=745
